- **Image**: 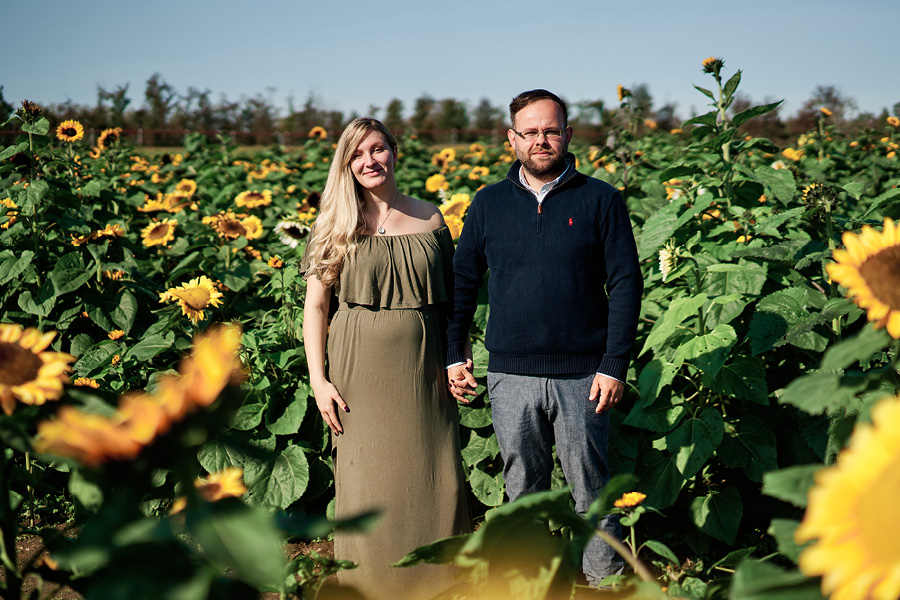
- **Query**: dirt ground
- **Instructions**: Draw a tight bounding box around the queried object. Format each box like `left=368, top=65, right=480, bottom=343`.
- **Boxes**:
left=3, top=533, right=335, bottom=600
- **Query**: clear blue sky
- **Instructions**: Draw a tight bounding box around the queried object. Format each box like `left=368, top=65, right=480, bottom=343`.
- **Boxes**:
left=5, top=0, right=898, bottom=123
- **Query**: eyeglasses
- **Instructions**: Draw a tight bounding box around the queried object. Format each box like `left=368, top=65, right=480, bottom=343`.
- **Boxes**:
left=510, top=127, right=567, bottom=142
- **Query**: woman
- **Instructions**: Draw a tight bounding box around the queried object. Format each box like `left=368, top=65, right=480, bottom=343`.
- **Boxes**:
left=302, top=118, right=470, bottom=599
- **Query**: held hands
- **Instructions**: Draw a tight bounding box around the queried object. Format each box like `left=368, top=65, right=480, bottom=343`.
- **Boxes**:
left=447, top=359, right=478, bottom=404
left=311, top=379, right=349, bottom=435
left=589, top=374, right=624, bottom=414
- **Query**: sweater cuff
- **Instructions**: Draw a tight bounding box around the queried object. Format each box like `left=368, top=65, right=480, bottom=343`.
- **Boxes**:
left=598, top=356, right=629, bottom=382
left=446, top=343, right=467, bottom=368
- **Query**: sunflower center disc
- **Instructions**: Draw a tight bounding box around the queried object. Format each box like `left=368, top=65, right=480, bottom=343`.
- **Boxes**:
left=176, top=288, right=211, bottom=311
left=859, top=246, right=900, bottom=310
left=0, top=342, right=42, bottom=387
left=150, top=224, right=170, bottom=239
left=221, top=222, right=246, bottom=238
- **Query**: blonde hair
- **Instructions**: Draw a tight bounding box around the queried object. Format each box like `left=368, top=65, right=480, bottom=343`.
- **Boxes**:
left=303, top=118, right=398, bottom=288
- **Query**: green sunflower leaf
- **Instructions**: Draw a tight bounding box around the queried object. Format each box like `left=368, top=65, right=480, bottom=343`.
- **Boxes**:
left=689, top=486, right=742, bottom=545
left=50, top=253, right=94, bottom=296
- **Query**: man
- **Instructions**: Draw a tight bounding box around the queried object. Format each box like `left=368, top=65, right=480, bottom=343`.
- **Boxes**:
left=446, top=89, right=642, bottom=585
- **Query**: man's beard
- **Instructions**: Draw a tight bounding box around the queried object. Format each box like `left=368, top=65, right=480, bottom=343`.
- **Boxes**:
left=517, top=144, right=568, bottom=180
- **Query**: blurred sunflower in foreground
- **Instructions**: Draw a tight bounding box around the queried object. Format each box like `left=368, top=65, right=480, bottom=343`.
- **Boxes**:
left=796, top=393, right=900, bottom=600
left=0, top=324, right=74, bottom=415
left=170, top=467, right=248, bottom=513
left=34, top=325, right=244, bottom=466
left=826, top=217, right=900, bottom=338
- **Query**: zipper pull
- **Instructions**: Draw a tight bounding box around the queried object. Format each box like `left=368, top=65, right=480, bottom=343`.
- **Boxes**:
left=537, top=203, right=543, bottom=214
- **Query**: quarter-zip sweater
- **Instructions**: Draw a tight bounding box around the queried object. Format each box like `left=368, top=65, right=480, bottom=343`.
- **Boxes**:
left=446, top=155, right=642, bottom=381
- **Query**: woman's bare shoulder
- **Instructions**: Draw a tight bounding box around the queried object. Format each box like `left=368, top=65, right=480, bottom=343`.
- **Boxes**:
left=405, top=196, right=444, bottom=225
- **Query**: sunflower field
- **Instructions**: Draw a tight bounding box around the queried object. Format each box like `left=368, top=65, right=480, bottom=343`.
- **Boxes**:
left=2, top=59, right=900, bottom=599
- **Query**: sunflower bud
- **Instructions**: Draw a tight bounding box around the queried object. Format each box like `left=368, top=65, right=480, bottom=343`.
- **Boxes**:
left=16, top=100, right=42, bottom=123
left=802, top=183, right=839, bottom=217
left=701, top=57, right=725, bottom=77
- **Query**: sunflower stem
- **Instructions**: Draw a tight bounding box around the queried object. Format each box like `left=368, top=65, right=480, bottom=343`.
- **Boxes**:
left=593, top=526, right=654, bottom=583
left=824, top=203, right=842, bottom=341
left=629, top=523, right=638, bottom=558
left=24, top=452, right=35, bottom=528
left=0, top=450, right=23, bottom=596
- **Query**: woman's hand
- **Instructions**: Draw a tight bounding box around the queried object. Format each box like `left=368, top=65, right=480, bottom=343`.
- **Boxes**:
left=312, top=380, right=349, bottom=435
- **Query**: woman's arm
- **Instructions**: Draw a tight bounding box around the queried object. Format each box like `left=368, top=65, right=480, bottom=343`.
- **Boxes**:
left=303, top=275, right=349, bottom=434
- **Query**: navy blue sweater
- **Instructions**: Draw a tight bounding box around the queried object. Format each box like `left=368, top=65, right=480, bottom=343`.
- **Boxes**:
left=446, top=157, right=642, bottom=381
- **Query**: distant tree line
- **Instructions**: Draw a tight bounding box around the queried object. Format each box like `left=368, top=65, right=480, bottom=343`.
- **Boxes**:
left=1, top=74, right=897, bottom=147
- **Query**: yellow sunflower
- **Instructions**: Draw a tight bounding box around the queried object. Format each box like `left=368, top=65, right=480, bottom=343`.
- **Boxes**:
left=1, top=197, right=18, bottom=230
left=73, top=377, right=99, bottom=388
left=468, top=166, right=490, bottom=181
left=108, top=330, right=124, bottom=340
left=826, top=217, right=900, bottom=338
left=444, top=214, right=464, bottom=240
left=820, top=107, right=833, bottom=117
left=35, top=325, right=243, bottom=467
left=198, top=467, right=247, bottom=501
left=268, top=255, right=284, bottom=268
left=150, top=171, right=172, bottom=185
left=425, top=174, right=449, bottom=193
left=0, top=324, right=74, bottom=415
left=614, top=492, right=647, bottom=508
left=95, top=224, right=125, bottom=239
left=137, top=193, right=169, bottom=213
left=171, top=467, right=248, bottom=513
left=617, top=84, right=629, bottom=102
left=439, top=193, right=471, bottom=219
left=234, top=189, right=272, bottom=209
left=141, top=218, right=177, bottom=247
left=178, top=323, right=244, bottom=407
left=308, top=126, right=327, bottom=139
left=173, top=179, right=197, bottom=197
left=88, top=147, right=102, bottom=159
left=888, top=116, right=900, bottom=127
left=97, top=127, right=123, bottom=150
left=796, top=393, right=900, bottom=600
left=240, top=215, right=264, bottom=240
left=33, top=406, right=144, bottom=466
left=55, top=120, right=85, bottom=143
left=204, top=212, right=248, bottom=239
left=439, top=148, right=456, bottom=163
left=159, top=276, right=224, bottom=323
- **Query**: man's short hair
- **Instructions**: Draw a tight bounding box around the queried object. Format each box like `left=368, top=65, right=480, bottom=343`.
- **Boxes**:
left=509, top=90, right=568, bottom=128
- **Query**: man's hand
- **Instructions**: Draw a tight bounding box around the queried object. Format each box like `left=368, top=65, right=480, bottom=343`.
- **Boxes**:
left=447, top=359, right=478, bottom=403
left=589, top=374, right=624, bottom=414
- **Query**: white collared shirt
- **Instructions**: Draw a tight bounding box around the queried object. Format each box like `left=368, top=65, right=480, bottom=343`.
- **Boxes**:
left=517, top=159, right=572, bottom=204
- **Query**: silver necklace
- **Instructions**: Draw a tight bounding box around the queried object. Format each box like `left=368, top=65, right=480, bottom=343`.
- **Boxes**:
left=375, top=205, right=395, bottom=235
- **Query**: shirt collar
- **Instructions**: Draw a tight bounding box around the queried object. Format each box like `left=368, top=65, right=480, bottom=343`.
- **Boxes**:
left=518, top=158, right=573, bottom=203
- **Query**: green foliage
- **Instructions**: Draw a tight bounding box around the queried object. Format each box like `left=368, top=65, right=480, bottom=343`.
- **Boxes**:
left=2, top=61, right=900, bottom=597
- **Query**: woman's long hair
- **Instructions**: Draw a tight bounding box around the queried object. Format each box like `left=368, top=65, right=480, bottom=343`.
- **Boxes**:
left=303, top=118, right=398, bottom=288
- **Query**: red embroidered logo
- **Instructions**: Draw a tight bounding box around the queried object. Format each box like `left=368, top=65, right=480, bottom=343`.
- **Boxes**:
left=568, top=218, right=573, bottom=226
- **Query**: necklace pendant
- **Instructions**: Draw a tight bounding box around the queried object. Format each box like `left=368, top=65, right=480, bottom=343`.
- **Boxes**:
left=377, top=227, right=386, bottom=235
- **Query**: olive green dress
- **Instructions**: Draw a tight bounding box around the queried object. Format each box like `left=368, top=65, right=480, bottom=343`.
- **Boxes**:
left=307, top=226, right=470, bottom=600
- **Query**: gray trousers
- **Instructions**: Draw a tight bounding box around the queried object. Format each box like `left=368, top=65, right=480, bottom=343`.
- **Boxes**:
left=487, top=371, right=624, bottom=585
